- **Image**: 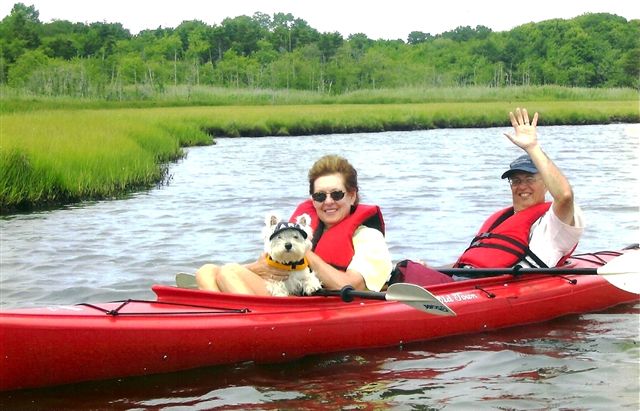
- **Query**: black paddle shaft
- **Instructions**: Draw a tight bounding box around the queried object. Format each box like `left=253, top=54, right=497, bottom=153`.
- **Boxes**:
left=314, top=285, right=386, bottom=302
left=438, top=267, right=598, bottom=277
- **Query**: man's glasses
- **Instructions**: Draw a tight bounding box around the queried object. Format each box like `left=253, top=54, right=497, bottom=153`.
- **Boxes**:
left=312, top=190, right=346, bottom=202
left=508, top=176, right=539, bottom=187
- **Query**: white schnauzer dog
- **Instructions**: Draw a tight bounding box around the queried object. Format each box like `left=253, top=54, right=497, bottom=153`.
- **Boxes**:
left=262, top=212, right=322, bottom=296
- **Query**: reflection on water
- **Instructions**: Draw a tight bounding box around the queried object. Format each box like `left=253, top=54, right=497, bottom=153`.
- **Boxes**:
left=1, top=124, right=638, bottom=409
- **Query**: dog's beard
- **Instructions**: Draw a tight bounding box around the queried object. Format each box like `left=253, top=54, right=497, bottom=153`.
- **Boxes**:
left=269, top=238, right=307, bottom=263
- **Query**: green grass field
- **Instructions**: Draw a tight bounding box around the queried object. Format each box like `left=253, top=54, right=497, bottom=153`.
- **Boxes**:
left=1, top=87, right=638, bottom=213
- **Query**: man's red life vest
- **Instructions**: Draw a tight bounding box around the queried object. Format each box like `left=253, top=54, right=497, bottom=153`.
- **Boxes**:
left=290, top=200, right=385, bottom=271
left=455, top=202, right=553, bottom=268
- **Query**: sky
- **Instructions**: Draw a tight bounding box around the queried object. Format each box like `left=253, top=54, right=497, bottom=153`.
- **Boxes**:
left=1, top=0, right=638, bottom=40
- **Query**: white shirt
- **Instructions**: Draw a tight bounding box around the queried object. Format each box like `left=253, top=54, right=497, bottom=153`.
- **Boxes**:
left=525, top=202, right=585, bottom=267
left=347, top=226, right=392, bottom=291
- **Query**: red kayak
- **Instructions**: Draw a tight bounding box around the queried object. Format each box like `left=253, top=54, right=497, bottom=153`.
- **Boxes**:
left=1, top=249, right=637, bottom=392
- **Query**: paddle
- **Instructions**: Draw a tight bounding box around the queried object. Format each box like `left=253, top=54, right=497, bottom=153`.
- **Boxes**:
left=436, top=251, right=640, bottom=294
left=174, top=273, right=455, bottom=316
left=315, top=284, right=456, bottom=316
left=176, top=272, right=199, bottom=289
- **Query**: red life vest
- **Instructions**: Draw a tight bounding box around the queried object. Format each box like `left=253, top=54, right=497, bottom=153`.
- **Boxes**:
left=455, top=202, right=553, bottom=268
left=290, top=200, right=385, bottom=271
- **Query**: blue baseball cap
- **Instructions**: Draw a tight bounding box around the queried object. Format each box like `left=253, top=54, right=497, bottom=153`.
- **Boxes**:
left=501, top=154, right=539, bottom=179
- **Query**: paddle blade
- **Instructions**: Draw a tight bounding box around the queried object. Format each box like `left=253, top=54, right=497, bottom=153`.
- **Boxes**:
left=597, top=251, right=640, bottom=294
left=176, top=273, right=198, bottom=289
left=386, top=283, right=456, bottom=316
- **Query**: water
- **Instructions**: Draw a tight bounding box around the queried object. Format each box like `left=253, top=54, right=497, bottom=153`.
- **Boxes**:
left=1, top=124, right=639, bottom=409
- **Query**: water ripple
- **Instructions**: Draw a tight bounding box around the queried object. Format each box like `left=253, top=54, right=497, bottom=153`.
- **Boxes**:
left=1, top=124, right=638, bottom=309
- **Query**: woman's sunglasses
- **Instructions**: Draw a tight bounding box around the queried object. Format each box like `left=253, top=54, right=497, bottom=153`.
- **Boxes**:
left=311, top=190, right=346, bottom=203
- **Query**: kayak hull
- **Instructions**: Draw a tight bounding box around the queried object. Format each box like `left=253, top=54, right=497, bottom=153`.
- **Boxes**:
left=1, top=251, right=638, bottom=391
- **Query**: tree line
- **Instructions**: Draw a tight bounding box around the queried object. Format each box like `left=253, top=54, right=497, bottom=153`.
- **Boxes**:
left=1, top=3, right=638, bottom=98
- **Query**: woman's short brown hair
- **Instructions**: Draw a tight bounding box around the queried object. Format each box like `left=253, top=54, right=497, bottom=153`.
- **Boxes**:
left=308, top=155, right=360, bottom=206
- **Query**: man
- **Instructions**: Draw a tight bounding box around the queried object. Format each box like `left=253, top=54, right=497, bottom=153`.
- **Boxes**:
left=454, top=107, right=585, bottom=268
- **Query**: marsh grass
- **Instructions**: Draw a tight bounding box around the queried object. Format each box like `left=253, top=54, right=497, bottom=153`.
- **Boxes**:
left=0, top=109, right=211, bottom=211
left=175, top=101, right=638, bottom=137
left=1, top=99, right=638, bottom=212
left=2, top=85, right=637, bottom=113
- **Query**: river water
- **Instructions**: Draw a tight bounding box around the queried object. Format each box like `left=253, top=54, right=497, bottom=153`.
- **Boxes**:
left=1, top=124, right=639, bottom=409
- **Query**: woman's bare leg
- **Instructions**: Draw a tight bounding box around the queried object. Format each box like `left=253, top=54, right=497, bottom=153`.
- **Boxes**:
left=195, top=263, right=222, bottom=291
left=217, top=263, right=270, bottom=295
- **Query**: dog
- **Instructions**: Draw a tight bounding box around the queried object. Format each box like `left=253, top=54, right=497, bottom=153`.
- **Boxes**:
left=262, top=212, right=322, bottom=296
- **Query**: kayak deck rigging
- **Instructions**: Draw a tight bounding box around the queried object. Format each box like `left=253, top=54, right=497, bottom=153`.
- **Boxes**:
left=77, top=300, right=251, bottom=316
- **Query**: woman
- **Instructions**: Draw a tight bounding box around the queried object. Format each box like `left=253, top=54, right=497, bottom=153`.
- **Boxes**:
left=195, top=154, right=392, bottom=295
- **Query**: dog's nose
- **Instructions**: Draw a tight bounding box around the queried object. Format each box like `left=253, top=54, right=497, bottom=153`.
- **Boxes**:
left=285, top=242, right=292, bottom=251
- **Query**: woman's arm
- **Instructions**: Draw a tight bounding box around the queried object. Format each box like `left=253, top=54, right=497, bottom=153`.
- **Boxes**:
left=306, top=227, right=392, bottom=291
left=305, top=250, right=367, bottom=290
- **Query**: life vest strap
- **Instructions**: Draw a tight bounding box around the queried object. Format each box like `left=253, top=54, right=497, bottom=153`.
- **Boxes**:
left=466, top=233, right=549, bottom=268
left=266, top=255, right=309, bottom=271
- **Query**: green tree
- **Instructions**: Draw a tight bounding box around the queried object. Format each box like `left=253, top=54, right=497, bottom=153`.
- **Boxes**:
left=6, top=48, right=48, bottom=88
left=80, top=22, right=130, bottom=59
left=407, top=31, right=432, bottom=45
left=289, top=17, right=320, bottom=50
left=39, top=20, right=84, bottom=59
left=1, top=5, right=638, bottom=93
left=620, top=48, right=640, bottom=87
left=270, top=12, right=295, bottom=52
left=347, top=33, right=373, bottom=60
left=0, top=2, right=41, bottom=81
left=220, top=15, right=267, bottom=56
left=317, top=31, right=343, bottom=62
left=441, top=25, right=492, bottom=41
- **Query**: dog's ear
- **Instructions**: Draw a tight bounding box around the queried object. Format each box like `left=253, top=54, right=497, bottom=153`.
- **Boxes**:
left=296, top=213, right=310, bottom=228
left=296, top=213, right=314, bottom=240
left=262, top=212, right=280, bottom=249
left=265, top=212, right=280, bottom=229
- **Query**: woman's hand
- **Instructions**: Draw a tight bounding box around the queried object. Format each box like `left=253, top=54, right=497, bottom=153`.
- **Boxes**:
left=306, top=249, right=367, bottom=290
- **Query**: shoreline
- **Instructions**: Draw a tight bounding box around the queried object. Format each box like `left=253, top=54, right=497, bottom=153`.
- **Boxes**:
left=1, top=100, right=638, bottom=214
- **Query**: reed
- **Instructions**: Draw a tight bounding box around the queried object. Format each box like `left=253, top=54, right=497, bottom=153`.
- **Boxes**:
left=165, top=101, right=638, bottom=137
left=1, top=100, right=637, bottom=212
left=0, top=109, right=211, bottom=211
left=2, top=85, right=637, bottom=113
